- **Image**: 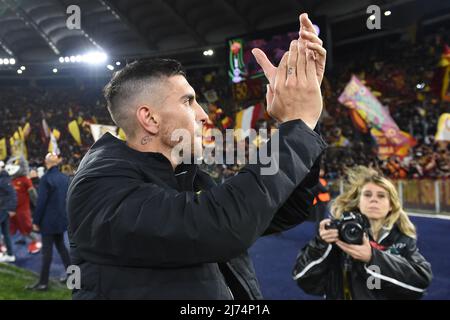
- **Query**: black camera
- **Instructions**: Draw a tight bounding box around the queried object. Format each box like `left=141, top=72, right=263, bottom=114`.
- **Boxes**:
left=325, top=211, right=370, bottom=245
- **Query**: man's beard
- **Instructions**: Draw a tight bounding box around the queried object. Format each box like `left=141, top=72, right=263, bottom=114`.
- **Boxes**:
left=192, top=136, right=204, bottom=159
left=163, top=126, right=204, bottom=163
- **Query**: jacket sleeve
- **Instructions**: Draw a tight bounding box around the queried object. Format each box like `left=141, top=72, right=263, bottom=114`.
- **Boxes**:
left=292, top=235, right=333, bottom=296
left=4, top=179, right=17, bottom=212
left=263, top=123, right=325, bottom=235
left=33, top=176, right=49, bottom=226
left=365, top=238, right=432, bottom=299
left=68, top=119, right=327, bottom=267
left=263, top=154, right=321, bottom=235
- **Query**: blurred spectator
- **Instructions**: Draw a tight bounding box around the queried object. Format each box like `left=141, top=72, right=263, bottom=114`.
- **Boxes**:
left=0, top=160, right=17, bottom=262
left=26, top=153, right=70, bottom=291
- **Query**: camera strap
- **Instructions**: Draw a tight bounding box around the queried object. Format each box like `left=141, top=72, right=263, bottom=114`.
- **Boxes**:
left=342, top=270, right=352, bottom=300
left=343, top=253, right=352, bottom=272
left=342, top=253, right=353, bottom=300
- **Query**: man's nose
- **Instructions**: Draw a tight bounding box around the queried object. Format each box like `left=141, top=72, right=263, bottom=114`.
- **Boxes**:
left=194, top=102, right=208, bottom=124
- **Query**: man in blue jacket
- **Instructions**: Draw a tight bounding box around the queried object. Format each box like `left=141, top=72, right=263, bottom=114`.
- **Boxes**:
left=26, top=153, right=71, bottom=291
left=0, top=160, right=17, bottom=263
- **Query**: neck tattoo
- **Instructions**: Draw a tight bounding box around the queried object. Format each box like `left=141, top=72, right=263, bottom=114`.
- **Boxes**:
left=141, top=136, right=151, bottom=145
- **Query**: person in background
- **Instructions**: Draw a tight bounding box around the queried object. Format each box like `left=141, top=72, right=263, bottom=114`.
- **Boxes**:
left=29, top=168, right=40, bottom=190
left=293, top=166, right=432, bottom=299
left=26, top=153, right=71, bottom=291
left=4, top=156, right=42, bottom=254
left=309, top=168, right=331, bottom=227
left=0, top=160, right=17, bottom=263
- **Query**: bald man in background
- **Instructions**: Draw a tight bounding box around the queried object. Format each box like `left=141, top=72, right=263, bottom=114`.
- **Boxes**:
left=26, top=153, right=71, bottom=291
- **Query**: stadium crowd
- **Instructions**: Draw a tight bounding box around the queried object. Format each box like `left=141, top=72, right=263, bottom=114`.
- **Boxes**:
left=0, top=31, right=449, bottom=181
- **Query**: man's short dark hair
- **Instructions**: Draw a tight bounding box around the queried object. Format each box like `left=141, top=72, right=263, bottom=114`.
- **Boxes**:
left=103, top=58, right=186, bottom=138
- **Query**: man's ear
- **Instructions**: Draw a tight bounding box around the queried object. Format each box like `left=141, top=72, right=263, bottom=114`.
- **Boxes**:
left=136, top=105, right=160, bottom=135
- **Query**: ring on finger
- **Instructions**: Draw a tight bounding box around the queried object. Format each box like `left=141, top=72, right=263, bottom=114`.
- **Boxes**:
left=287, top=67, right=295, bottom=75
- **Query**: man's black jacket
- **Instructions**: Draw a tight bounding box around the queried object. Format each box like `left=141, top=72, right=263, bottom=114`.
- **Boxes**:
left=67, top=119, right=327, bottom=299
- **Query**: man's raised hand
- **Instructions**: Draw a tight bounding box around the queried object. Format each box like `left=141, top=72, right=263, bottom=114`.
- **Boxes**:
left=252, top=13, right=326, bottom=90
left=266, top=39, right=322, bottom=129
left=299, top=13, right=326, bottom=85
left=252, top=13, right=326, bottom=127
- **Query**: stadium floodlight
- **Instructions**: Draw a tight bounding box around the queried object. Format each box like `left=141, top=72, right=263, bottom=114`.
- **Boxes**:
left=107, top=64, right=114, bottom=71
left=59, top=57, right=64, bottom=63
left=64, top=56, right=70, bottom=63
left=203, top=49, right=214, bottom=56
left=116, top=61, right=121, bottom=66
left=70, top=56, right=76, bottom=63
left=9, top=58, right=15, bottom=65
left=82, top=51, right=108, bottom=64
left=17, top=69, right=22, bottom=74
left=0, top=59, right=3, bottom=65
left=53, top=68, right=58, bottom=73
left=75, top=55, right=82, bottom=62
left=3, top=58, right=9, bottom=65
left=20, top=66, right=25, bottom=70
left=384, top=11, right=391, bottom=16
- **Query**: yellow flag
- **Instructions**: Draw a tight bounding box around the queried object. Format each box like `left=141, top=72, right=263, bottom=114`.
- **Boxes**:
left=234, top=109, right=244, bottom=141
left=118, top=128, right=127, bottom=141
left=22, top=141, right=28, bottom=160
left=68, top=120, right=82, bottom=145
left=435, top=113, right=450, bottom=141
left=18, top=126, right=24, bottom=140
left=48, top=132, right=60, bottom=155
left=52, top=128, right=61, bottom=140
left=9, top=135, right=27, bottom=159
left=22, top=123, right=31, bottom=138
left=0, top=138, right=6, bottom=160
left=442, top=65, right=450, bottom=101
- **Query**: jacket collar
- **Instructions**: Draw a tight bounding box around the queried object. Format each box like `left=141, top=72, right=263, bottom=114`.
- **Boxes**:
left=47, top=166, right=59, bottom=173
left=94, top=132, right=173, bottom=169
left=377, top=225, right=393, bottom=244
left=367, top=224, right=393, bottom=244
left=94, top=133, right=198, bottom=191
left=174, top=163, right=199, bottom=191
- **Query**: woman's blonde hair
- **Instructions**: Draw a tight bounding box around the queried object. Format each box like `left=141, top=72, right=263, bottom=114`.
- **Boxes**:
left=331, top=166, right=416, bottom=238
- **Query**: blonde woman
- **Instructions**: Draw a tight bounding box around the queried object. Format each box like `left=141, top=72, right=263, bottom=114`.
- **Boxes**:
left=292, top=166, right=432, bottom=299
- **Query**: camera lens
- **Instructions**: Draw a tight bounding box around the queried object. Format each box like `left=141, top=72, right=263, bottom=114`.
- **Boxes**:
left=340, top=222, right=364, bottom=245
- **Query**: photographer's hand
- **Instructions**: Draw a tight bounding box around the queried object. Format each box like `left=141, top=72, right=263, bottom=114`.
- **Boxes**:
left=319, top=219, right=339, bottom=244
left=336, top=234, right=372, bottom=263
